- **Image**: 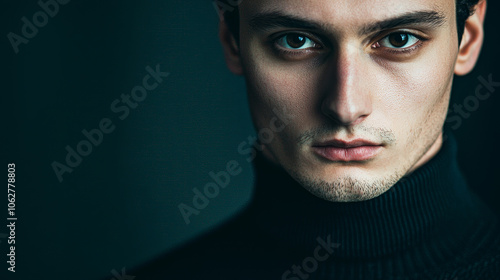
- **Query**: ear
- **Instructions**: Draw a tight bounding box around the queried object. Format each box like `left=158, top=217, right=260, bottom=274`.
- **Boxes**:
left=454, top=0, right=487, bottom=76
left=219, top=18, right=243, bottom=75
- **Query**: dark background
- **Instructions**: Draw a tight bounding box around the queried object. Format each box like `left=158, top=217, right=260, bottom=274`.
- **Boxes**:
left=2, top=0, right=499, bottom=279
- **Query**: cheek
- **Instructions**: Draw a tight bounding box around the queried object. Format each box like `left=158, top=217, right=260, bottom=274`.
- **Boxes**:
left=377, top=50, right=456, bottom=134
left=243, top=50, right=318, bottom=130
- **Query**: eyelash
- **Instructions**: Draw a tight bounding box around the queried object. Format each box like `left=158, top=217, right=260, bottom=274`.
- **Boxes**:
left=270, top=31, right=427, bottom=58
left=381, top=41, right=424, bottom=55
left=373, top=32, right=427, bottom=55
left=270, top=33, right=323, bottom=58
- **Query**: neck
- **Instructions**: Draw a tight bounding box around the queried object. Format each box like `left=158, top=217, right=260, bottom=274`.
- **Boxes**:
left=245, top=130, right=492, bottom=259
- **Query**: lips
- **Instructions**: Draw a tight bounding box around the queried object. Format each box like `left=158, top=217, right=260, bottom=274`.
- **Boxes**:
left=312, top=139, right=383, bottom=161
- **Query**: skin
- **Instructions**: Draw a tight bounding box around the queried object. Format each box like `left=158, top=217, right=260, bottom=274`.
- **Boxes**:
left=219, top=0, right=486, bottom=202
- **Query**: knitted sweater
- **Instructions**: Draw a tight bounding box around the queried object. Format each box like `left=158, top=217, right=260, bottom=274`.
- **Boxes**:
left=132, top=131, right=500, bottom=279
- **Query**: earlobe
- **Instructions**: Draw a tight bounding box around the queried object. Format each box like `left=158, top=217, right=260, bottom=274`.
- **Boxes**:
left=219, top=19, right=243, bottom=75
left=454, top=0, right=487, bottom=76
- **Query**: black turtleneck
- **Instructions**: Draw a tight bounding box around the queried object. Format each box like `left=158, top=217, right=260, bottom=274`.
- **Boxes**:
left=131, top=131, right=500, bottom=279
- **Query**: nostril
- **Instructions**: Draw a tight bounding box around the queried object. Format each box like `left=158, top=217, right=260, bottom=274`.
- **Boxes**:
left=321, top=101, right=369, bottom=126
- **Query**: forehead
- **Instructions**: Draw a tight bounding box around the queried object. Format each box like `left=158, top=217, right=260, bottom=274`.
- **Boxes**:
left=239, top=0, right=455, bottom=30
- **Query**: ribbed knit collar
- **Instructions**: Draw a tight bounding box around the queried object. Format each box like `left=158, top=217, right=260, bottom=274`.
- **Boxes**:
left=246, top=130, right=493, bottom=259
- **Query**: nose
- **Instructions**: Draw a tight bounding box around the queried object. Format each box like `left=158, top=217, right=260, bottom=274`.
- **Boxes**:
left=320, top=48, right=373, bottom=126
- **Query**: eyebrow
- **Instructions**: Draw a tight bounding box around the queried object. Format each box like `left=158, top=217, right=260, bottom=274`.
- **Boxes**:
left=361, top=10, right=446, bottom=35
left=248, top=11, right=326, bottom=32
left=248, top=10, right=446, bottom=35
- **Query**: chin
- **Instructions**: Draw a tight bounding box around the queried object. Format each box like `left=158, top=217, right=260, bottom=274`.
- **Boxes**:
left=287, top=164, right=404, bottom=202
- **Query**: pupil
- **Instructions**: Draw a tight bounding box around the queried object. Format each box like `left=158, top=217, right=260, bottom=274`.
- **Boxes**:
left=389, top=33, right=408, bottom=47
left=287, top=35, right=306, bottom=48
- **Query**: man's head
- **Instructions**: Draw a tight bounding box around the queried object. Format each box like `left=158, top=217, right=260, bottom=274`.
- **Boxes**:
left=218, top=0, right=487, bottom=202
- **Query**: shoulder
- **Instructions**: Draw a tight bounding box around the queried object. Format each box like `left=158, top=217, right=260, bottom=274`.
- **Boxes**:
left=128, top=209, right=283, bottom=279
left=435, top=218, right=500, bottom=279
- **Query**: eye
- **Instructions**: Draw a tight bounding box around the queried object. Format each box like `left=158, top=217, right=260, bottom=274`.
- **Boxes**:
left=275, top=33, right=319, bottom=50
left=378, top=32, right=420, bottom=49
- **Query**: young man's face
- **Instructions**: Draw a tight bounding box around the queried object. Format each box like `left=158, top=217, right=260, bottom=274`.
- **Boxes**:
left=226, top=0, right=480, bottom=202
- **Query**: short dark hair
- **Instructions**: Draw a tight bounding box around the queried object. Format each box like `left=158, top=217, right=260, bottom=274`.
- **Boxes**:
left=221, top=0, right=481, bottom=46
left=456, top=0, right=481, bottom=43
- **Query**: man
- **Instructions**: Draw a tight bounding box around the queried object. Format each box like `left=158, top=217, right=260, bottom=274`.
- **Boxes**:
left=132, top=0, right=500, bottom=278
